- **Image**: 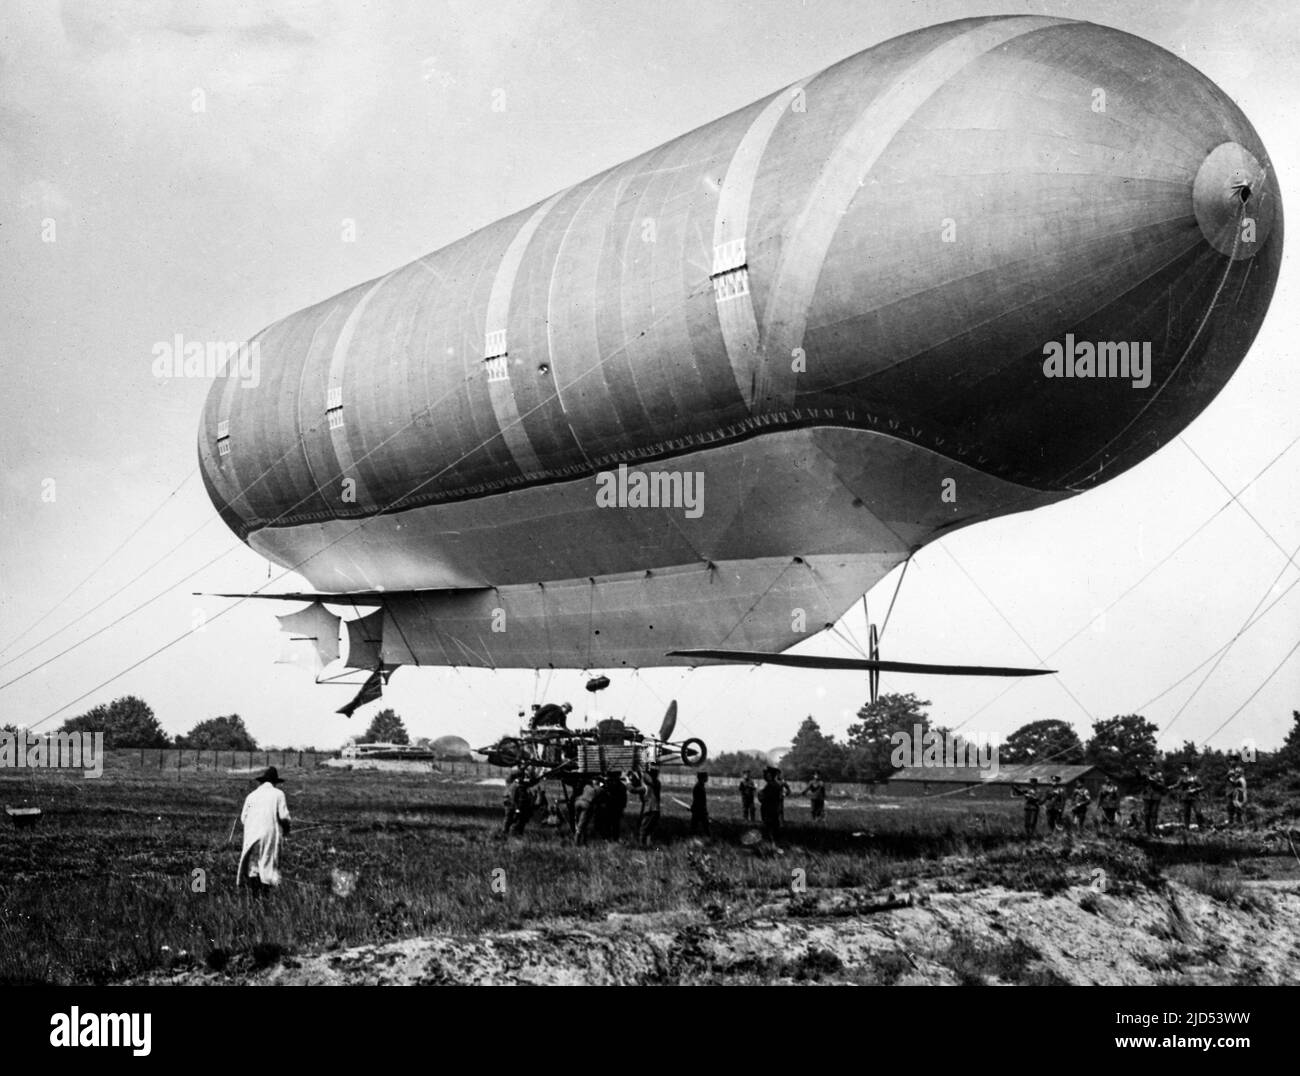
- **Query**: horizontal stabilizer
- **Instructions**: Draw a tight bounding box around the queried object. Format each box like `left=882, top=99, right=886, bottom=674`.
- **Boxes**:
left=668, top=649, right=1055, bottom=677
left=197, top=587, right=492, bottom=605
left=199, top=591, right=387, bottom=605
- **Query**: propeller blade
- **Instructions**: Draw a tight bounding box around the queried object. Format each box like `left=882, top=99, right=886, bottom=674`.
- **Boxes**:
left=659, top=699, right=678, bottom=742
left=667, top=650, right=1054, bottom=677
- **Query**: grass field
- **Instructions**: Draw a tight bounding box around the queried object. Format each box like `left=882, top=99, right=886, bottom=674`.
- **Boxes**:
left=0, top=763, right=1293, bottom=984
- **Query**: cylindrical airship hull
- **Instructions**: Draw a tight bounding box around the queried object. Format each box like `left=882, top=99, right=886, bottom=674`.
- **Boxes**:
left=200, top=15, right=1281, bottom=668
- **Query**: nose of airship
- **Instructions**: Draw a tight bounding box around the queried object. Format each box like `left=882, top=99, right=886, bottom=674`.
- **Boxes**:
left=797, top=19, right=1284, bottom=493
left=1194, top=141, right=1278, bottom=258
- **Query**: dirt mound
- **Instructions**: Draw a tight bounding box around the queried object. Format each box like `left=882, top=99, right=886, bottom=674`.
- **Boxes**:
left=142, top=879, right=1300, bottom=986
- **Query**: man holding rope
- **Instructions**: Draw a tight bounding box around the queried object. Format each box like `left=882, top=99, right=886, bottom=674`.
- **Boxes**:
left=237, top=767, right=291, bottom=893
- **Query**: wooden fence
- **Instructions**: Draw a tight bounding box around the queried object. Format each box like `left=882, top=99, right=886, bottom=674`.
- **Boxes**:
left=99, top=751, right=883, bottom=798
left=114, top=748, right=338, bottom=772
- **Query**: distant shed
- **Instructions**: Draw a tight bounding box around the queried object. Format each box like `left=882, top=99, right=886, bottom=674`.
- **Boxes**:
left=886, top=763, right=1100, bottom=800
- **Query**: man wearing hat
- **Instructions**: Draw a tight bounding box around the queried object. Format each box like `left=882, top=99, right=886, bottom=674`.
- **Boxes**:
left=237, top=767, right=292, bottom=891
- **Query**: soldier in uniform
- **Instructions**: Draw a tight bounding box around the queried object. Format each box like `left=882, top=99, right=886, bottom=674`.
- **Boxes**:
left=1171, top=766, right=1203, bottom=828
left=1044, top=774, right=1066, bottom=832
left=1225, top=766, right=1247, bottom=825
left=801, top=771, right=827, bottom=821
left=1141, top=767, right=1167, bottom=835
left=776, top=768, right=793, bottom=826
left=1098, top=777, right=1121, bottom=829
left=1070, top=784, right=1091, bottom=830
left=503, top=763, right=540, bottom=836
left=1011, top=776, right=1042, bottom=837
left=738, top=770, right=757, bottom=822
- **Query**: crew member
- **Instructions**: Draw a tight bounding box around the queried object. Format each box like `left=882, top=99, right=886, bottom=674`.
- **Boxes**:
left=574, top=779, right=606, bottom=845
left=532, top=701, right=573, bottom=729
left=776, top=768, right=793, bottom=826
left=237, top=767, right=291, bottom=892
left=690, top=772, right=710, bottom=836
left=503, top=763, right=537, bottom=836
left=1171, top=766, right=1203, bottom=828
left=738, top=770, right=757, bottom=822
left=1225, top=766, right=1248, bottom=825
left=1044, top=774, right=1066, bottom=832
left=1141, top=768, right=1167, bottom=835
left=759, top=768, right=784, bottom=841
left=637, top=761, right=662, bottom=848
left=801, top=772, right=827, bottom=821
left=1070, top=784, right=1091, bottom=830
left=1010, top=776, right=1041, bottom=837
left=1098, top=777, right=1120, bottom=829
left=603, top=771, right=628, bottom=840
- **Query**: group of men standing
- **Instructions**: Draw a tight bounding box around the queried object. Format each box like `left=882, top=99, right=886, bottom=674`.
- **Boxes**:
left=502, top=759, right=664, bottom=847
left=1011, top=774, right=1093, bottom=835
left=1136, top=764, right=1248, bottom=833
left=1012, top=764, right=1249, bottom=837
left=501, top=762, right=829, bottom=846
left=738, top=767, right=826, bottom=839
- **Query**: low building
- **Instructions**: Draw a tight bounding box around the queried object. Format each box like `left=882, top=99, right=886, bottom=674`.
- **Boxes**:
left=885, top=763, right=1100, bottom=800
left=340, top=741, right=437, bottom=761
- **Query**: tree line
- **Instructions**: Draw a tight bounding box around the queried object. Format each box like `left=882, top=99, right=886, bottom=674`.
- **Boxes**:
left=706, top=693, right=1300, bottom=790
left=4, top=696, right=410, bottom=753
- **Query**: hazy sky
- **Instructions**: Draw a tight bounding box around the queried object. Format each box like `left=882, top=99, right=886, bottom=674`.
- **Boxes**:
left=2, top=0, right=1297, bottom=758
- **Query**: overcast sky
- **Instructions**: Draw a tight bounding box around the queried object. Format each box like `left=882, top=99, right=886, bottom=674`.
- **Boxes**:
left=1, top=0, right=1296, bottom=758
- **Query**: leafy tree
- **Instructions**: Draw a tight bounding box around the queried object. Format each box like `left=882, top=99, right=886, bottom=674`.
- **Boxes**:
left=708, top=750, right=767, bottom=777
left=999, top=719, right=1084, bottom=765
left=177, top=714, right=258, bottom=752
left=361, top=708, right=409, bottom=745
left=1197, top=746, right=1234, bottom=793
left=1162, top=739, right=1201, bottom=782
left=1084, top=714, right=1159, bottom=785
left=1256, top=710, right=1300, bottom=780
left=1279, top=710, right=1300, bottom=769
left=782, top=717, right=848, bottom=781
left=61, top=695, right=169, bottom=748
left=845, top=693, right=934, bottom=783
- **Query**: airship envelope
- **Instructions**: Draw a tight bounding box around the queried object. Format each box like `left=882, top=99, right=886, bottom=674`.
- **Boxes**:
left=202, top=16, right=1281, bottom=671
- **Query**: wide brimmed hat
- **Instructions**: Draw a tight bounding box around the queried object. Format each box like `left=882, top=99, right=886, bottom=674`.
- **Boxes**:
left=258, top=766, right=283, bottom=785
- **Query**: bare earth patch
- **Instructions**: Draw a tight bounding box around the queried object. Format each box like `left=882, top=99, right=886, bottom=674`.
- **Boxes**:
left=140, top=879, right=1300, bottom=986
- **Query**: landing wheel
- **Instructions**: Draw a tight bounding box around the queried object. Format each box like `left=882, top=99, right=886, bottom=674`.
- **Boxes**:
left=680, top=738, right=707, bottom=766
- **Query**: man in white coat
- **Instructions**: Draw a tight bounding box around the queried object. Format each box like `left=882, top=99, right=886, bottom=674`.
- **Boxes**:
left=237, top=767, right=291, bottom=891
